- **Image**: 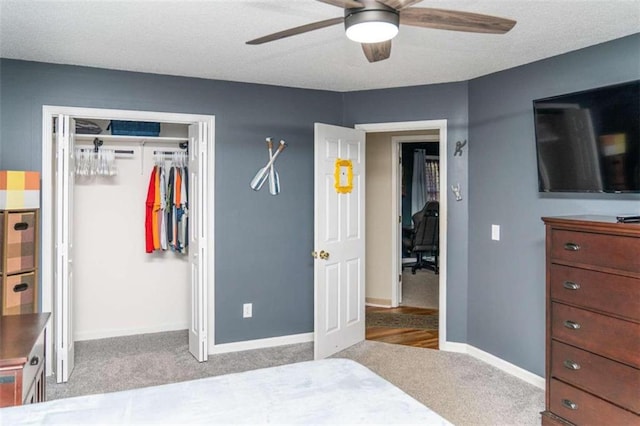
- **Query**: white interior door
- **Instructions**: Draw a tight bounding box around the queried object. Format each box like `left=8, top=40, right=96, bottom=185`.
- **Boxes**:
left=55, top=115, right=75, bottom=383
left=397, top=144, right=403, bottom=305
left=314, top=123, right=366, bottom=360
left=188, top=122, right=208, bottom=362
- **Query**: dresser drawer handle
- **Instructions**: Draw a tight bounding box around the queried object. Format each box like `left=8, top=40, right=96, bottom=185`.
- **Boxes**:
left=13, top=222, right=29, bottom=231
left=562, top=281, right=580, bottom=290
left=562, top=399, right=578, bottom=410
left=29, top=356, right=39, bottom=366
left=13, top=283, right=29, bottom=293
left=563, top=360, right=581, bottom=370
left=563, top=242, right=580, bottom=251
left=563, top=320, right=581, bottom=330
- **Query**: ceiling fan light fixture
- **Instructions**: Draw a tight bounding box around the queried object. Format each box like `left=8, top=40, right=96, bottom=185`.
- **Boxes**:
left=345, top=10, right=399, bottom=44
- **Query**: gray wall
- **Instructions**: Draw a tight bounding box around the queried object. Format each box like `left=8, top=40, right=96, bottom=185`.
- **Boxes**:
left=343, top=83, right=470, bottom=343
left=0, top=59, right=471, bottom=348
left=467, top=34, right=640, bottom=376
left=0, top=59, right=343, bottom=344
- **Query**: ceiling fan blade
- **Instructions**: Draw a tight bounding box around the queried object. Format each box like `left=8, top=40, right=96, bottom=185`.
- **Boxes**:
left=362, top=40, right=392, bottom=63
left=316, top=0, right=364, bottom=9
left=400, top=7, right=516, bottom=34
left=374, top=0, right=423, bottom=10
left=246, top=17, right=344, bottom=45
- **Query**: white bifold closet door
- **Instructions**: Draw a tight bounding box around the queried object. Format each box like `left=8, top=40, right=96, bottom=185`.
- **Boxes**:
left=55, top=114, right=76, bottom=383
left=188, top=122, right=208, bottom=362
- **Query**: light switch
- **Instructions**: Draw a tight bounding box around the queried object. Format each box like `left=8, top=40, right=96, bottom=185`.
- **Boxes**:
left=243, top=303, right=252, bottom=318
left=491, top=224, right=500, bottom=241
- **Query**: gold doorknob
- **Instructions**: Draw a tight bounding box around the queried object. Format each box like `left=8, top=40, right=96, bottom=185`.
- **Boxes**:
left=319, top=250, right=330, bottom=260
left=312, top=251, right=318, bottom=259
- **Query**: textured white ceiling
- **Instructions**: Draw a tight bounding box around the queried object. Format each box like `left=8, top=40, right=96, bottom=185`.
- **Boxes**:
left=1, top=0, right=639, bottom=91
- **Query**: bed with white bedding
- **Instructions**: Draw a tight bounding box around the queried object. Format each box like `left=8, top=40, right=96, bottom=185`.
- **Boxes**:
left=1, top=358, right=451, bottom=425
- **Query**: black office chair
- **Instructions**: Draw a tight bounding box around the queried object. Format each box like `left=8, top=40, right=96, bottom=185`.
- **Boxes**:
left=407, top=201, right=439, bottom=274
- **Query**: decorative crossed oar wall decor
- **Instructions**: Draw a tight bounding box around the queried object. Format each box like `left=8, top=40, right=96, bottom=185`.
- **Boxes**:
left=250, top=138, right=287, bottom=195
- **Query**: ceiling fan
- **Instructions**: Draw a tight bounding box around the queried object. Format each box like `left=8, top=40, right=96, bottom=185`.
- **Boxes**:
left=246, top=0, right=516, bottom=63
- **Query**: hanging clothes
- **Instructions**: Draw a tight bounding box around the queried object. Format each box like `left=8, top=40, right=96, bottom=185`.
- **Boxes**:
left=145, top=166, right=157, bottom=254
left=171, top=166, right=180, bottom=252
left=180, top=166, right=188, bottom=251
left=159, top=166, right=168, bottom=251
left=173, top=166, right=188, bottom=253
left=167, top=166, right=175, bottom=250
left=152, top=166, right=162, bottom=251
left=144, top=153, right=188, bottom=254
left=167, top=165, right=188, bottom=254
left=175, top=167, right=184, bottom=253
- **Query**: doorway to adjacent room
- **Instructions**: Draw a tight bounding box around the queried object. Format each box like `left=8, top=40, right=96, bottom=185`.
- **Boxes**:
left=358, top=122, right=447, bottom=351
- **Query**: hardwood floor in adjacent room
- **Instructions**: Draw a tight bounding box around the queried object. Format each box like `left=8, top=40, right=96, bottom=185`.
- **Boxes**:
left=365, top=306, right=439, bottom=350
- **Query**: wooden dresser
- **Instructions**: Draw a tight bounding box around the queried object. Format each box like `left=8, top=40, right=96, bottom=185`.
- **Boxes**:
left=0, top=209, right=39, bottom=315
left=541, top=216, right=640, bottom=425
left=0, top=313, right=50, bottom=407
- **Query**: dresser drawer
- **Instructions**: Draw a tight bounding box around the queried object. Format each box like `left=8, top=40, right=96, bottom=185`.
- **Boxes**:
left=541, top=412, right=571, bottom=426
left=0, top=367, right=22, bottom=407
left=550, top=264, right=640, bottom=321
left=0, top=211, right=37, bottom=275
left=550, top=378, right=640, bottom=426
left=20, top=326, right=44, bottom=403
left=551, top=341, right=640, bottom=413
left=551, top=302, right=640, bottom=367
left=550, top=229, right=640, bottom=273
left=1, top=272, right=36, bottom=315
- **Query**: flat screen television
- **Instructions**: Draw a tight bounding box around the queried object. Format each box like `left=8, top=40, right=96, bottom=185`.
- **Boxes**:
left=533, top=80, right=640, bottom=193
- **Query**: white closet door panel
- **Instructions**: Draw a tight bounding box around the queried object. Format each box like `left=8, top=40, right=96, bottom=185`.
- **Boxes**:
left=188, top=122, right=208, bottom=362
left=55, top=115, right=75, bottom=383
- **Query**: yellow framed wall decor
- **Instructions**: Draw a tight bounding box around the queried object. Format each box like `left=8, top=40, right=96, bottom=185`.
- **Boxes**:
left=334, top=158, right=353, bottom=194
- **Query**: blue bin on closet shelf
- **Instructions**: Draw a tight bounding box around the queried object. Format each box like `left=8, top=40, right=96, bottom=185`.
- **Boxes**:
left=108, top=120, right=161, bottom=136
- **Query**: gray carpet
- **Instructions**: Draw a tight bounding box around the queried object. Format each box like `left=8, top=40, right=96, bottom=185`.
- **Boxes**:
left=338, top=340, right=544, bottom=426
left=47, top=331, right=544, bottom=425
left=401, top=268, right=439, bottom=309
left=47, top=331, right=312, bottom=400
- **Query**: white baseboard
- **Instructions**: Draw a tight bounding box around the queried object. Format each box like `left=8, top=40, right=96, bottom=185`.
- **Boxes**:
left=365, top=302, right=392, bottom=308
left=440, top=341, right=468, bottom=353
left=210, top=332, right=314, bottom=355
left=441, top=341, right=545, bottom=390
left=365, top=297, right=392, bottom=307
left=74, top=322, right=189, bottom=342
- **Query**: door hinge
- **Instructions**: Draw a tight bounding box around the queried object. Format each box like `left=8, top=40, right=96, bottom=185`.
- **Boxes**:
left=399, top=274, right=402, bottom=282
left=398, top=215, right=401, bottom=223
left=399, top=156, right=402, bottom=165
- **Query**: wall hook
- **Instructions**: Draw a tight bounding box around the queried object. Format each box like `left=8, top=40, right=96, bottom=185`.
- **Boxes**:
left=451, top=183, right=463, bottom=201
left=454, top=140, right=467, bottom=157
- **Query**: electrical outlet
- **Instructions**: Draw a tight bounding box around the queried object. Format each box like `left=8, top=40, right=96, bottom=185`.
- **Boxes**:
left=243, top=303, right=252, bottom=318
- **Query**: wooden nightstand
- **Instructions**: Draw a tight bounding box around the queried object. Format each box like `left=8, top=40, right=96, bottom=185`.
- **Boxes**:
left=0, top=313, right=50, bottom=407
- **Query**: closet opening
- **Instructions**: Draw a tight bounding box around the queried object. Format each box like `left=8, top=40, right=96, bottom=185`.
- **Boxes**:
left=41, top=107, right=215, bottom=383
left=72, top=120, right=191, bottom=342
